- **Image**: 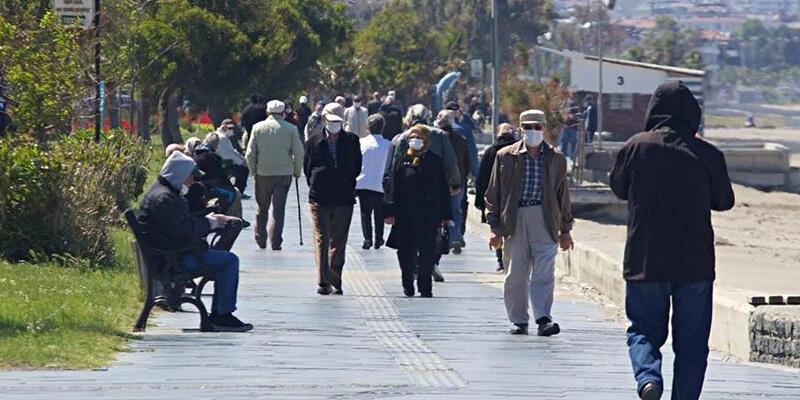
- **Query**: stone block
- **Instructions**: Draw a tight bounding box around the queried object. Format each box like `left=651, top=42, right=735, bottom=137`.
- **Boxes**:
left=719, top=143, right=791, bottom=173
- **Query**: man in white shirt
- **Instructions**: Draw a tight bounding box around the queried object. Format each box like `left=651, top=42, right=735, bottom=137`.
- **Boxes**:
left=355, top=114, right=392, bottom=249
left=344, top=95, right=369, bottom=138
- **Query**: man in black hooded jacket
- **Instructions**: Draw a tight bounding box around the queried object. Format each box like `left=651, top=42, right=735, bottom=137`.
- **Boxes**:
left=609, top=81, right=734, bottom=400
left=474, top=123, right=518, bottom=272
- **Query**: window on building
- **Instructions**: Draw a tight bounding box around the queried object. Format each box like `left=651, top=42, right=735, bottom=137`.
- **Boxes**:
left=609, top=93, right=633, bottom=110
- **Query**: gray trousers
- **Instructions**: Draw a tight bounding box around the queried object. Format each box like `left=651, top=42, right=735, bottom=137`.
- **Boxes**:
left=504, top=205, right=558, bottom=325
left=255, top=175, right=291, bottom=249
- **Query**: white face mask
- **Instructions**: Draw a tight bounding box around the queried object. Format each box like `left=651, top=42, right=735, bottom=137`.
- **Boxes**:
left=523, top=129, right=544, bottom=147
left=180, top=184, right=190, bottom=196
left=408, top=138, right=424, bottom=151
left=354, top=101, right=361, bottom=107
left=325, top=122, right=342, bottom=133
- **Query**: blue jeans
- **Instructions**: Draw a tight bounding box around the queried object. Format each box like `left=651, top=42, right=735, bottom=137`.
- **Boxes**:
left=626, top=281, right=713, bottom=400
left=180, top=250, right=240, bottom=315
left=560, top=127, right=577, bottom=160
left=449, top=189, right=464, bottom=245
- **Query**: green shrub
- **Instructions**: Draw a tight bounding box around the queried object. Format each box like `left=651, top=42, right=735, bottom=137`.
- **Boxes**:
left=0, top=130, right=151, bottom=265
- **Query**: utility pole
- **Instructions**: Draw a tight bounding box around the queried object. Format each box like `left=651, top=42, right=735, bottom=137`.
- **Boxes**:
left=491, top=0, right=499, bottom=143
left=596, top=2, right=604, bottom=147
left=93, top=0, right=101, bottom=143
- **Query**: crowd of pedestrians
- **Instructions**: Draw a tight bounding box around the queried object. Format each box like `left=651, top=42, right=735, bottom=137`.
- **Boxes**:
left=133, top=82, right=733, bottom=400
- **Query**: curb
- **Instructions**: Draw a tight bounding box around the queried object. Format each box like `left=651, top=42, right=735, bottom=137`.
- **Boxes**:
left=465, top=194, right=753, bottom=362
left=553, top=243, right=753, bottom=361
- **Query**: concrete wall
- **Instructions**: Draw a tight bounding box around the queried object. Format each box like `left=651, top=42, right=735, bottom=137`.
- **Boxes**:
left=554, top=244, right=755, bottom=361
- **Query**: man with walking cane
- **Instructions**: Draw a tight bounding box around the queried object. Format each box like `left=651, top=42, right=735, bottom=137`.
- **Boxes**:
left=245, top=100, right=304, bottom=251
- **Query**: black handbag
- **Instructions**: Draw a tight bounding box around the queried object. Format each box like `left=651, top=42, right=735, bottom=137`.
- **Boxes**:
left=438, top=226, right=450, bottom=255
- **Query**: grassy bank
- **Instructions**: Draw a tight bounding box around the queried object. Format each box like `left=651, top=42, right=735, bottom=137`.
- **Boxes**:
left=0, top=229, right=140, bottom=369
left=0, top=136, right=164, bottom=370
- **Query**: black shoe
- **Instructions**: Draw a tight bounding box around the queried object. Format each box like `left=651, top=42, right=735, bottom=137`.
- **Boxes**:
left=333, top=287, right=343, bottom=295
left=451, top=243, right=462, bottom=254
left=241, top=193, right=252, bottom=200
left=496, top=264, right=505, bottom=273
left=510, top=323, right=528, bottom=335
left=209, top=313, right=253, bottom=332
left=432, top=266, right=445, bottom=282
left=403, top=287, right=415, bottom=297
left=241, top=220, right=251, bottom=229
left=255, top=238, right=266, bottom=249
left=420, top=292, right=433, bottom=298
left=317, top=286, right=332, bottom=295
left=639, top=382, right=663, bottom=400
left=536, top=317, right=561, bottom=337
left=271, top=245, right=282, bottom=251
left=374, top=239, right=384, bottom=250
left=362, top=240, right=372, bottom=250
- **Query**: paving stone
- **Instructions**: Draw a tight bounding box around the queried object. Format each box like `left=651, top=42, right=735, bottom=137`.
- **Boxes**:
left=0, top=181, right=799, bottom=399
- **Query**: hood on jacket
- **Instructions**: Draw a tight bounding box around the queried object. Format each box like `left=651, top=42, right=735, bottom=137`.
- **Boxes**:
left=644, top=81, right=701, bottom=136
left=159, top=152, right=198, bottom=191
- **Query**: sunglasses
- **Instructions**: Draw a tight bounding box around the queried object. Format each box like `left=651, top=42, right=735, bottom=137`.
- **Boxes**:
left=521, top=123, right=544, bottom=131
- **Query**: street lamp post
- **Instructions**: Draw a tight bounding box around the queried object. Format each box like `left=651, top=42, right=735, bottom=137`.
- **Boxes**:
left=93, top=0, right=101, bottom=143
left=596, top=3, right=604, bottom=148
left=491, top=0, right=499, bottom=144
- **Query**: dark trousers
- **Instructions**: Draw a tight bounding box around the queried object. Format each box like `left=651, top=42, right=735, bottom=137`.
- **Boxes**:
left=626, top=280, right=713, bottom=400
left=229, top=164, right=249, bottom=194
left=357, top=189, right=384, bottom=244
left=255, top=175, right=291, bottom=249
left=310, top=204, right=354, bottom=289
left=460, top=193, right=468, bottom=237
left=396, top=223, right=437, bottom=296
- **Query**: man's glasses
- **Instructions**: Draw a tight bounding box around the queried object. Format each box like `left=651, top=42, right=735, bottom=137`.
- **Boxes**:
left=522, top=123, right=544, bottom=131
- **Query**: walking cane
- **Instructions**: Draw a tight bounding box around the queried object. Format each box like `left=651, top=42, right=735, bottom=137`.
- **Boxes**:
left=295, top=177, right=304, bottom=246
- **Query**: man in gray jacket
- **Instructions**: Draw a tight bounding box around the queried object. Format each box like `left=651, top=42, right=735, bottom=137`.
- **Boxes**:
left=246, top=100, right=305, bottom=250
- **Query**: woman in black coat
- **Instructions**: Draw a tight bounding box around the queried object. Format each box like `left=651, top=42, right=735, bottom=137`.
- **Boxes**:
left=384, top=125, right=452, bottom=297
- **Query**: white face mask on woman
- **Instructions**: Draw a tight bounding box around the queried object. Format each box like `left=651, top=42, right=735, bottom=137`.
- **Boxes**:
left=523, top=129, right=544, bottom=147
left=408, top=138, right=424, bottom=151
left=180, top=184, right=190, bottom=196
left=325, top=122, right=342, bottom=133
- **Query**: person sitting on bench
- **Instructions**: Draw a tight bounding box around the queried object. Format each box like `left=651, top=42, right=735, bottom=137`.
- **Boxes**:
left=136, top=151, right=253, bottom=332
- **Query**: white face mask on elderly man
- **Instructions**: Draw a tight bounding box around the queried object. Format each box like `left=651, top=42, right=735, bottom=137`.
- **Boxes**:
left=523, top=129, right=544, bottom=147
left=325, top=122, right=342, bottom=133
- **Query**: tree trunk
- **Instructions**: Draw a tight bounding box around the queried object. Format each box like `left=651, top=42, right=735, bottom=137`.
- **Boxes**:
left=168, top=92, right=182, bottom=144
left=159, top=86, right=179, bottom=147
left=206, top=99, right=231, bottom=129
left=138, top=87, right=153, bottom=142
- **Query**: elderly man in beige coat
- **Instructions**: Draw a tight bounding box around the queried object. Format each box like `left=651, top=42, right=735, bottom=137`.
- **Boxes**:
left=246, top=100, right=304, bottom=250
left=485, top=109, right=574, bottom=337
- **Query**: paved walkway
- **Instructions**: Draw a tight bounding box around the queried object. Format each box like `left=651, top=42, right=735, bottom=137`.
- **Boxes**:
left=1, top=182, right=799, bottom=399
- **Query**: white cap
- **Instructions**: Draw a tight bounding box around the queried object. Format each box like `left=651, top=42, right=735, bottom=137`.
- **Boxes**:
left=299, top=95, right=308, bottom=104
left=322, top=102, right=345, bottom=123
left=387, top=90, right=396, bottom=98
left=267, top=100, right=285, bottom=114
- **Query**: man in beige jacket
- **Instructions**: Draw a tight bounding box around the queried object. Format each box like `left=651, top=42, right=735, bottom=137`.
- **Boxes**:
left=246, top=100, right=304, bottom=250
left=485, top=109, right=574, bottom=336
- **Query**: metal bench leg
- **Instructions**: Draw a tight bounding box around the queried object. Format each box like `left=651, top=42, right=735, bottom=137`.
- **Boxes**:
left=180, top=297, right=214, bottom=332
left=193, top=277, right=211, bottom=298
left=134, top=280, right=156, bottom=332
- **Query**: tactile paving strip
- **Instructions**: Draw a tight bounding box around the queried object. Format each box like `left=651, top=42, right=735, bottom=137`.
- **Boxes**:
left=346, top=248, right=467, bottom=389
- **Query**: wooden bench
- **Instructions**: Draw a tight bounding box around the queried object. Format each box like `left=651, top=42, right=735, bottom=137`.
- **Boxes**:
left=124, top=209, right=214, bottom=332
